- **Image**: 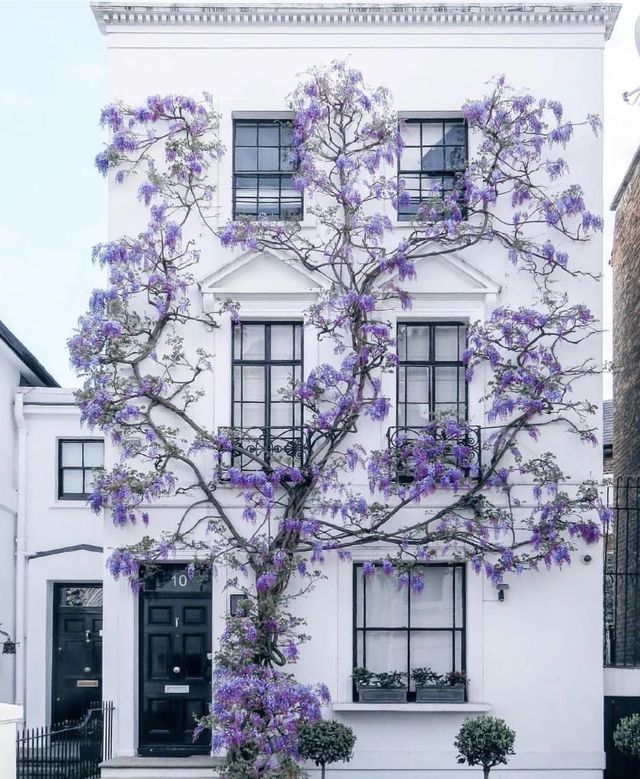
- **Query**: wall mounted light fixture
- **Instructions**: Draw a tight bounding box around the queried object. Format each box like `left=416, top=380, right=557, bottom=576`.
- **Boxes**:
left=496, top=583, right=510, bottom=602
left=0, top=625, right=16, bottom=654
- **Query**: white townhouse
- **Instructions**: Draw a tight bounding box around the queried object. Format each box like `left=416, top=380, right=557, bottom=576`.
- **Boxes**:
left=0, top=322, right=59, bottom=706
left=13, top=388, right=105, bottom=729
left=11, top=3, right=621, bottom=778
left=0, top=327, right=105, bottom=731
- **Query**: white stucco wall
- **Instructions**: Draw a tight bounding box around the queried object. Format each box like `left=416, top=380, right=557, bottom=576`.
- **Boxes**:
left=90, top=4, right=611, bottom=774
left=0, top=329, right=66, bottom=718
left=0, top=337, right=59, bottom=706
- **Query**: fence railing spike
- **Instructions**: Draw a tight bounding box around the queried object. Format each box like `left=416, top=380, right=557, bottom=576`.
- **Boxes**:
left=16, top=701, right=115, bottom=779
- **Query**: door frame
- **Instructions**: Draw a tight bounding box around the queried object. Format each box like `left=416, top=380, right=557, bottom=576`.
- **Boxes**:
left=51, top=581, right=103, bottom=725
left=137, top=566, right=213, bottom=756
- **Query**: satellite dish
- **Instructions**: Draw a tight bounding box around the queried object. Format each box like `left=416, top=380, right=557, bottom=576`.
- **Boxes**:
left=636, top=14, right=640, bottom=56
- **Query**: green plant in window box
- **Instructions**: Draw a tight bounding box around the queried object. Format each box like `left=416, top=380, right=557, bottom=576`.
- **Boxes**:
left=412, top=667, right=467, bottom=702
left=352, top=667, right=407, bottom=702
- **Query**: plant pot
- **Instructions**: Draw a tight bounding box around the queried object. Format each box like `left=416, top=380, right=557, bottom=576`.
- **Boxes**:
left=357, top=686, right=407, bottom=703
left=416, top=685, right=465, bottom=702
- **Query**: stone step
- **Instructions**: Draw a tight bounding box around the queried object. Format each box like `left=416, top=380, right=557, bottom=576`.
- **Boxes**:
left=100, top=756, right=222, bottom=779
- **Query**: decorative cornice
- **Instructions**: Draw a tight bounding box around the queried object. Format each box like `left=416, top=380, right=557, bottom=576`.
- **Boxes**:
left=91, top=3, right=621, bottom=39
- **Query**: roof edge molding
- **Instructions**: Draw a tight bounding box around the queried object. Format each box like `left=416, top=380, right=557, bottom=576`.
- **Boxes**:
left=0, top=320, right=59, bottom=388
left=91, top=3, right=621, bottom=39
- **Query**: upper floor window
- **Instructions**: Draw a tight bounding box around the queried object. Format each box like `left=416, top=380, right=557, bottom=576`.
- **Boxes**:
left=230, top=322, right=303, bottom=470
left=397, top=322, right=467, bottom=425
left=397, top=118, right=468, bottom=222
left=233, top=119, right=303, bottom=220
left=58, top=439, right=104, bottom=500
left=354, top=563, right=465, bottom=701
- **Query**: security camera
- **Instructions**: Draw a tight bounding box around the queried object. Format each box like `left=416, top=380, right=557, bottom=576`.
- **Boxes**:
left=582, top=554, right=593, bottom=565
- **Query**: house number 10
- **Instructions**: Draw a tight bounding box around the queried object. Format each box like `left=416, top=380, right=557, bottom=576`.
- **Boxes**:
left=172, top=574, right=188, bottom=588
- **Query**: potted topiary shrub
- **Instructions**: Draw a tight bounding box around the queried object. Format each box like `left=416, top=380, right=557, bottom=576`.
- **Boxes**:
left=352, top=667, right=407, bottom=702
left=298, top=719, right=357, bottom=779
left=412, top=667, right=467, bottom=702
left=614, top=713, right=640, bottom=761
left=454, top=716, right=516, bottom=779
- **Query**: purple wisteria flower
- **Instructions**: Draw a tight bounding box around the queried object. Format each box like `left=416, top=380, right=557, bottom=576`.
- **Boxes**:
left=72, top=64, right=609, bottom=779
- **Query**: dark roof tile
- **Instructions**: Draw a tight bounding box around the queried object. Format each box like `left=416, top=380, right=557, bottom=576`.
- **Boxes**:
left=0, top=319, right=59, bottom=387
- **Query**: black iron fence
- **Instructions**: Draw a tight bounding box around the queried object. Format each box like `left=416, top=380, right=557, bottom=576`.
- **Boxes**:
left=16, top=701, right=114, bottom=779
left=604, top=477, right=640, bottom=667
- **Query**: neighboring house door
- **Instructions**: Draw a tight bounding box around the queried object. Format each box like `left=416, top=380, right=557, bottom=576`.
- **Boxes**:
left=52, top=583, right=103, bottom=724
left=138, top=565, right=212, bottom=756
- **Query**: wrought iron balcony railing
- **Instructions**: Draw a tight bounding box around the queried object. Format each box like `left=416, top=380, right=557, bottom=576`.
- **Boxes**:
left=217, top=425, right=350, bottom=475
left=217, top=424, right=482, bottom=481
left=219, top=426, right=308, bottom=472
left=386, top=424, right=482, bottom=483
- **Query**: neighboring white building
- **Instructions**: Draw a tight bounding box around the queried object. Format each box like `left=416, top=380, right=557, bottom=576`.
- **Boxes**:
left=10, top=3, right=621, bottom=778
left=17, top=388, right=105, bottom=729
left=0, top=323, right=106, bottom=729
left=0, top=321, right=58, bottom=706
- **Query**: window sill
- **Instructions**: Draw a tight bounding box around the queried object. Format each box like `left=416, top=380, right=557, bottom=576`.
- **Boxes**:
left=332, top=702, right=491, bottom=713
left=392, top=216, right=472, bottom=229
left=51, top=500, right=92, bottom=509
left=221, top=215, right=316, bottom=230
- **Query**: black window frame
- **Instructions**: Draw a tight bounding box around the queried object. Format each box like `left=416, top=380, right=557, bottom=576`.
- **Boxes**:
left=57, top=438, right=104, bottom=500
left=397, top=117, right=468, bottom=222
left=396, top=321, right=468, bottom=426
left=352, top=562, right=466, bottom=702
left=230, top=320, right=304, bottom=470
left=232, top=118, right=303, bottom=221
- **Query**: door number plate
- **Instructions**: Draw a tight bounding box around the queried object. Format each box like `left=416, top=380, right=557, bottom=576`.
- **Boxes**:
left=164, top=684, right=189, bottom=694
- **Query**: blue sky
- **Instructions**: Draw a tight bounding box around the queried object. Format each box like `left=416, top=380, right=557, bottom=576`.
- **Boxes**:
left=0, top=1, right=106, bottom=386
left=0, top=0, right=639, bottom=389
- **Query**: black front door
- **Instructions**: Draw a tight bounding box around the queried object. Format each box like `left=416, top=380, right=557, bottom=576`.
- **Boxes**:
left=139, top=566, right=212, bottom=756
left=52, top=584, right=103, bottom=724
left=604, top=696, right=640, bottom=778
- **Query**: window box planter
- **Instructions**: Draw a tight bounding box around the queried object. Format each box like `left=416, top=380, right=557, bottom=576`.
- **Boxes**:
left=357, top=686, right=408, bottom=703
left=353, top=668, right=408, bottom=702
left=415, top=685, right=465, bottom=703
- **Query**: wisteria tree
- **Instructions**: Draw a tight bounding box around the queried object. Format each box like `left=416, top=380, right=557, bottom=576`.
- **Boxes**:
left=70, top=62, right=608, bottom=778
